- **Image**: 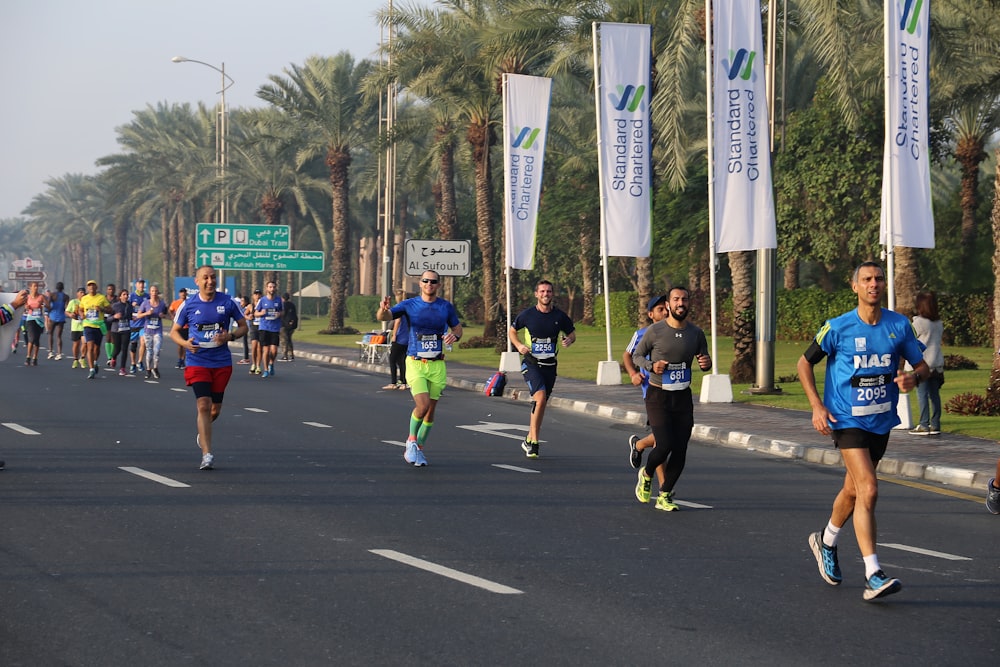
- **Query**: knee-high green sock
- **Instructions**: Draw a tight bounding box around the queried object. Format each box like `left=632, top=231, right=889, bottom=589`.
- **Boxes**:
left=409, top=412, right=422, bottom=440
left=417, top=420, right=434, bottom=446
left=105, top=341, right=113, bottom=359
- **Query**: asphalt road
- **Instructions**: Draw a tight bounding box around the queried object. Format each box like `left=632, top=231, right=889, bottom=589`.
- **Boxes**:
left=2, top=357, right=998, bottom=666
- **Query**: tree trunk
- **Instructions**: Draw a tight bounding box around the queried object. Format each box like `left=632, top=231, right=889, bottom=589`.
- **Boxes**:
left=161, top=208, right=171, bottom=290
left=468, top=119, right=497, bottom=338
left=892, top=246, right=920, bottom=317
left=956, top=135, right=986, bottom=274
left=579, top=216, right=596, bottom=326
left=115, top=218, right=128, bottom=292
left=729, top=251, right=755, bottom=383
left=635, top=256, right=653, bottom=327
left=783, top=257, right=799, bottom=290
left=989, top=147, right=1000, bottom=399
left=326, top=146, right=352, bottom=332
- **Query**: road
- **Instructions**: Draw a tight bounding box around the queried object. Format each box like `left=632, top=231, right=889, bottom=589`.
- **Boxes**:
left=2, top=357, right=997, bottom=666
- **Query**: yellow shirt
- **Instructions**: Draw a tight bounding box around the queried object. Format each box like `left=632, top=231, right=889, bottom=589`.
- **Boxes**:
left=79, top=294, right=111, bottom=328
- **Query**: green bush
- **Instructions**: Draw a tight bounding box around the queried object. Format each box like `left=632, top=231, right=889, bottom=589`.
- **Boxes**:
left=594, top=291, right=643, bottom=329
left=939, top=293, right=994, bottom=347
left=346, top=295, right=382, bottom=322
left=776, top=288, right=858, bottom=340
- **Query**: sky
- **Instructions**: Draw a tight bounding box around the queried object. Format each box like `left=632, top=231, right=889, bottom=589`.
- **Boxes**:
left=0, top=0, right=413, bottom=222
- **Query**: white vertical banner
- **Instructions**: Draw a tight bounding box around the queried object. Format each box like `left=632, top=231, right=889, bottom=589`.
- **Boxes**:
left=596, top=22, right=652, bottom=258
left=503, top=73, right=552, bottom=271
left=712, top=0, right=776, bottom=253
left=880, top=0, right=934, bottom=249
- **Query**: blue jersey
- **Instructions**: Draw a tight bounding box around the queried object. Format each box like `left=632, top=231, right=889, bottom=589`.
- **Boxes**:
left=256, top=295, right=283, bottom=333
left=813, top=308, right=925, bottom=434
left=175, top=292, right=245, bottom=368
left=626, top=326, right=650, bottom=398
left=389, top=297, right=460, bottom=359
left=139, top=298, right=169, bottom=335
left=130, top=291, right=148, bottom=327
left=48, top=291, right=68, bottom=323
left=393, top=312, right=410, bottom=346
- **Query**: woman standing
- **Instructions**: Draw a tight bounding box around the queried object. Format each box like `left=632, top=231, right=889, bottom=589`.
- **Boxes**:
left=110, top=290, right=133, bottom=376
left=23, top=282, right=48, bottom=366
left=136, top=284, right=168, bottom=379
left=909, top=291, right=944, bottom=436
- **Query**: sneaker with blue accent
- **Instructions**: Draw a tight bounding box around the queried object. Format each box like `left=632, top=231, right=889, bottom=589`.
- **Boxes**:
left=863, top=570, right=901, bottom=601
left=403, top=438, right=419, bottom=464
left=200, top=452, right=214, bottom=470
left=654, top=491, right=678, bottom=511
left=412, top=446, right=428, bottom=467
left=635, top=469, right=652, bottom=503
left=986, top=478, right=1000, bottom=515
left=262, top=370, right=270, bottom=378
left=808, top=531, right=842, bottom=585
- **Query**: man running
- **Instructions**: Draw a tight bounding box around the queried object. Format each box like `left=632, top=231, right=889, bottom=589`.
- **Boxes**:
left=507, top=280, right=576, bottom=459
left=66, top=287, right=86, bottom=368
left=377, top=270, right=462, bottom=467
left=77, top=280, right=112, bottom=379
left=46, top=282, right=68, bottom=360
left=630, top=286, right=711, bottom=512
left=624, top=295, right=668, bottom=477
left=799, top=261, right=927, bottom=601
left=169, top=287, right=189, bottom=369
left=254, top=281, right=282, bottom=378
left=170, top=265, right=248, bottom=470
left=130, top=279, right=148, bottom=372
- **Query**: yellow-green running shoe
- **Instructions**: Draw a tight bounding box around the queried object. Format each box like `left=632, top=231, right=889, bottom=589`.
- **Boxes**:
left=654, top=491, right=679, bottom=512
left=635, top=469, right=652, bottom=503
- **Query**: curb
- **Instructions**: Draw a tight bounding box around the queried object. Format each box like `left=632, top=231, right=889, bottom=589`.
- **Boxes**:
left=289, top=348, right=988, bottom=492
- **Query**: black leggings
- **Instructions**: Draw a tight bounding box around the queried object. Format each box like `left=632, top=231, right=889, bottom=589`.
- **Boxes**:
left=388, top=342, right=407, bottom=384
left=113, top=331, right=131, bottom=367
left=643, top=389, right=695, bottom=493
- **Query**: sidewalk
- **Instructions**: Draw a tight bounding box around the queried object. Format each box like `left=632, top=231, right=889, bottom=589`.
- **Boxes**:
left=289, top=341, right=998, bottom=493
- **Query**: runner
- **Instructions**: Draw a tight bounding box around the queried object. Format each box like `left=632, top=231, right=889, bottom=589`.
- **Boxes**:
left=630, top=286, right=712, bottom=512
left=22, top=282, right=48, bottom=366
left=129, top=279, right=148, bottom=372
left=170, top=265, right=248, bottom=470
left=66, top=287, right=86, bottom=368
left=507, top=280, right=576, bottom=459
left=77, top=280, right=112, bottom=379
left=136, top=284, right=168, bottom=379
left=246, top=289, right=262, bottom=375
left=109, top=289, right=133, bottom=376
left=46, top=282, right=68, bottom=360
left=623, top=295, right=668, bottom=483
left=254, top=281, right=282, bottom=378
left=103, top=283, right=117, bottom=366
left=377, top=270, right=462, bottom=467
left=169, top=287, right=189, bottom=369
left=799, top=261, right=927, bottom=601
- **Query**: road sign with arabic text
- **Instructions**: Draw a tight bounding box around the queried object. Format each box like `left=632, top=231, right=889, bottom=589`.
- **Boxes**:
left=195, top=249, right=325, bottom=272
left=196, top=223, right=291, bottom=250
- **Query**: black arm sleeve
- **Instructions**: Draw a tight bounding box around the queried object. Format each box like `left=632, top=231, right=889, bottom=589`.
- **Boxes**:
left=802, top=340, right=827, bottom=365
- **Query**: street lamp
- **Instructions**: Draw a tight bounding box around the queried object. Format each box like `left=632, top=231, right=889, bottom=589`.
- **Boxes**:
left=171, top=56, right=234, bottom=226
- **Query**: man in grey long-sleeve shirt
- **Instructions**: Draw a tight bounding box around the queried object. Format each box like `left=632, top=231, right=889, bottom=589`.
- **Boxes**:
left=630, top=286, right=711, bottom=511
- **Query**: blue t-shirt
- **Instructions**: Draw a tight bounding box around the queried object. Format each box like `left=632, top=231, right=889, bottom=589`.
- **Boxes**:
left=130, top=291, right=148, bottom=327
left=511, top=306, right=575, bottom=366
left=175, top=292, right=245, bottom=368
left=256, top=295, right=283, bottom=333
left=389, top=297, right=460, bottom=358
left=813, top=308, right=925, bottom=434
left=139, top=298, right=169, bottom=335
left=626, top=326, right=650, bottom=398
left=48, top=291, right=68, bottom=323
left=393, top=313, right=410, bottom=346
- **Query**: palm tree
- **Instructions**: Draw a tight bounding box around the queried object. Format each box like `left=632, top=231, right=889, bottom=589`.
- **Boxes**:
left=257, top=53, right=376, bottom=333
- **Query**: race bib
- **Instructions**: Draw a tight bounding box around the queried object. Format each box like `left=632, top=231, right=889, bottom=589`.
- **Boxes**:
left=850, top=373, right=893, bottom=416
left=265, top=308, right=279, bottom=321
left=30, top=308, right=42, bottom=317
left=194, top=322, right=223, bottom=348
left=531, top=337, right=556, bottom=360
left=660, top=362, right=691, bottom=391
left=147, top=317, right=161, bottom=329
left=417, top=334, right=442, bottom=358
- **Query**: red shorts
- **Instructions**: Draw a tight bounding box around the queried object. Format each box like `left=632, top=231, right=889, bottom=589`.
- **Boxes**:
left=184, top=365, right=233, bottom=395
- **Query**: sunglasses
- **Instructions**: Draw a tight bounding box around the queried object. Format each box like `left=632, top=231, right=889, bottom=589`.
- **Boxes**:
left=421, top=278, right=439, bottom=284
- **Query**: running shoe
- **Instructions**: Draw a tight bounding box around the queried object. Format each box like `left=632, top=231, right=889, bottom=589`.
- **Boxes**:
left=863, top=570, right=901, bottom=601
left=137, top=362, right=145, bottom=372
left=118, top=368, right=127, bottom=377
left=175, top=360, right=183, bottom=369
left=200, top=452, right=214, bottom=470
left=412, top=446, right=428, bottom=467
left=261, top=370, right=270, bottom=378
left=253, top=367, right=261, bottom=375
left=268, top=364, right=274, bottom=376
left=87, top=368, right=97, bottom=379
left=403, top=438, right=419, bottom=464
left=24, top=358, right=30, bottom=366
left=47, top=352, right=54, bottom=359
left=55, top=354, right=62, bottom=361
left=628, top=435, right=642, bottom=469
left=32, top=357, right=38, bottom=366
left=0, top=460, right=4, bottom=470
left=987, top=478, right=1000, bottom=515
left=654, top=491, right=679, bottom=512
left=635, top=469, right=652, bottom=503
left=145, top=370, right=151, bottom=379
left=908, top=425, right=930, bottom=436
left=808, top=531, right=842, bottom=585
left=521, top=440, right=539, bottom=459
left=152, top=368, right=160, bottom=379
left=129, top=364, right=137, bottom=374
left=72, top=359, right=80, bottom=369
left=237, top=358, right=251, bottom=365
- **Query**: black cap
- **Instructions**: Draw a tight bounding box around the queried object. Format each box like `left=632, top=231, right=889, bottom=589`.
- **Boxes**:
left=647, top=294, right=667, bottom=311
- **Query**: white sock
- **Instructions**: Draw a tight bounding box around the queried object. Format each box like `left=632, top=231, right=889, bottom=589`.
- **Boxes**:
left=822, top=521, right=841, bottom=547
left=863, top=554, right=881, bottom=578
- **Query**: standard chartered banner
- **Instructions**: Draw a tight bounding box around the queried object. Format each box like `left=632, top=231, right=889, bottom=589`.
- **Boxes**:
left=503, top=73, right=552, bottom=270
left=880, top=0, right=934, bottom=249
left=596, top=22, right=651, bottom=258
left=712, top=0, right=776, bottom=253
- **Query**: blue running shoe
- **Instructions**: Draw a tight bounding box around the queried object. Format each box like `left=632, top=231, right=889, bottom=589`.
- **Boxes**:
left=863, top=570, right=901, bottom=601
left=808, top=531, right=842, bottom=585
left=261, top=370, right=270, bottom=378
left=403, top=438, right=419, bottom=464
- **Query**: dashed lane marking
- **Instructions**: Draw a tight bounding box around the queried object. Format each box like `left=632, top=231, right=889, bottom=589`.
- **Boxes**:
left=370, top=549, right=523, bottom=595
left=119, top=467, right=190, bottom=488
left=245, top=407, right=269, bottom=413
left=878, top=543, right=971, bottom=561
left=304, top=421, right=332, bottom=428
left=492, top=464, right=541, bottom=474
left=2, top=423, right=40, bottom=435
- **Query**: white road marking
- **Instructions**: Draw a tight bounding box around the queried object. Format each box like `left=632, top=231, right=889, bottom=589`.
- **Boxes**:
left=119, top=467, right=190, bottom=488
left=879, top=543, right=971, bottom=561
left=370, top=549, right=523, bottom=595
left=492, top=464, right=540, bottom=474
left=244, top=407, right=269, bottom=413
left=676, top=500, right=713, bottom=509
left=382, top=440, right=406, bottom=448
left=456, top=421, right=531, bottom=441
left=304, top=421, right=332, bottom=428
left=170, top=388, right=186, bottom=393
left=2, top=423, right=40, bottom=435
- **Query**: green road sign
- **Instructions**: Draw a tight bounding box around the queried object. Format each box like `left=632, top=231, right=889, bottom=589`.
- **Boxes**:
left=196, top=249, right=325, bottom=272
left=196, top=223, right=291, bottom=250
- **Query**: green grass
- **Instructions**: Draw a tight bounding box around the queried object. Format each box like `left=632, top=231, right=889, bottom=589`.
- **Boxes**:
left=295, top=315, right=998, bottom=441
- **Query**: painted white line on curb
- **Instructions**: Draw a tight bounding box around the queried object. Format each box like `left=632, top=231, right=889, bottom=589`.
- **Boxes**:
left=879, top=543, right=971, bottom=561
left=303, top=422, right=332, bottom=428
left=2, top=423, right=40, bottom=435
left=492, top=464, right=541, bottom=474
left=119, top=467, right=190, bottom=488
left=370, top=549, right=523, bottom=595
